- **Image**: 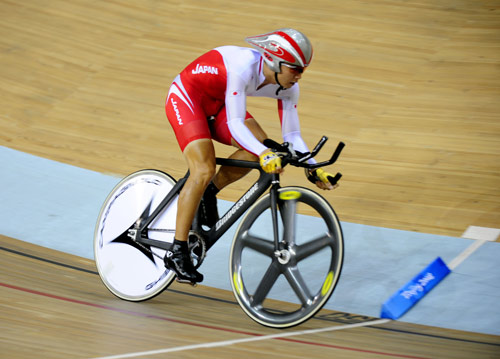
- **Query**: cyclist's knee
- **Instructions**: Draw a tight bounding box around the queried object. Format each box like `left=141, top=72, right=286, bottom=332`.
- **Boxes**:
left=183, top=139, right=216, bottom=182
left=191, top=162, right=216, bottom=185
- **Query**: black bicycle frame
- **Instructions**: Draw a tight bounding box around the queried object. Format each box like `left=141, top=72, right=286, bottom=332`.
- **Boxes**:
left=131, top=138, right=345, bottom=252
left=133, top=157, right=280, bottom=252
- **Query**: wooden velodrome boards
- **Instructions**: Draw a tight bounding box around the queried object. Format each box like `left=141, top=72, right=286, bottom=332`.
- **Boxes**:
left=0, top=0, right=498, bottom=238
left=1, top=1, right=500, bottom=358
left=1, top=234, right=499, bottom=359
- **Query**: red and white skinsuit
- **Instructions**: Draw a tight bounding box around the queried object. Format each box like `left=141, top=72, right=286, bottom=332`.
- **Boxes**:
left=165, top=46, right=311, bottom=157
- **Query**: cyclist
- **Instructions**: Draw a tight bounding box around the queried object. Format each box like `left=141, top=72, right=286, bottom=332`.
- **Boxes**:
left=164, top=28, right=337, bottom=283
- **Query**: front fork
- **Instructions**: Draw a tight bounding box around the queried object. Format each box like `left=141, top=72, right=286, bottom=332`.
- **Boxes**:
left=269, top=174, right=297, bottom=266
left=269, top=174, right=283, bottom=257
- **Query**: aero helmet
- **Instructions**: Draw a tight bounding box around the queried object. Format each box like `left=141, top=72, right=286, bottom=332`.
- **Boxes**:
left=245, top=28, right=313, bottom=73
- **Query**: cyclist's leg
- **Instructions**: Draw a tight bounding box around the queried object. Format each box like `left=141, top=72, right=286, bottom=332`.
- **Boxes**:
left=176, top=139, right=216, bottom=240
left=164, top=139, right=214, bottom=282
left=197, top=110, right=267, bottom=228
left=165, top=77, right=215, bottom=282
left=210, top=109, right=267, bottom=190
left=166, top=76, right=216, bottom=240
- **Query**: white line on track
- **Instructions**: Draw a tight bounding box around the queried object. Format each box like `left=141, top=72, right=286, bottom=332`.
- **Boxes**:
left=448, top=226, right=499, bottom=270
left=92, top=318, right=390, bottom=359
left=447, top=239, right=487, bottom=270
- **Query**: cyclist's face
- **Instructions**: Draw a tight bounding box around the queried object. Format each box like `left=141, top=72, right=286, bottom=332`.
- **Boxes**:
left=278, top=64, right=304, bottom=88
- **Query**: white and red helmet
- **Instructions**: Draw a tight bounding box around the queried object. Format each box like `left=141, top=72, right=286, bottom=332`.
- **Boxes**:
left=245, top=28, right=313, bottom=73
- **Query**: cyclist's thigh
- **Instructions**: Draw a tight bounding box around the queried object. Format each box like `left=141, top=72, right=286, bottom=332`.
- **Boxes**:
left=165, top=79, right=211, bottom=152
left=211, top=108, right=267, bottom=146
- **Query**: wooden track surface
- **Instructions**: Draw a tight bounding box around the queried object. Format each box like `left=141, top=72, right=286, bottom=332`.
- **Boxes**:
left=2, top=235, right=500, bottom=358
left=0, top=0, right=499, bottom=237
left=1, top=1, right=500, bottom=358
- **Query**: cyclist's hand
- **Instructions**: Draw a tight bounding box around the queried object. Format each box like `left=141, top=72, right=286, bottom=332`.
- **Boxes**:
left=259, top=149, right=282, bottom=173
left=307, top=168, right=338, bottom=190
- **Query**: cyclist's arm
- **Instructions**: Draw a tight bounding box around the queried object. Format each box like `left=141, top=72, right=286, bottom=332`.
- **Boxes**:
left=279, top=89, right=337, bottom=189
left=278, top=89, right=316, bottom=164
left=225, top=72, right=267, bottom=156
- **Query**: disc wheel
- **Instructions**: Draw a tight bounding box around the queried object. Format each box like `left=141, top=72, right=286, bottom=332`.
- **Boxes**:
left=94, top=170, right=178, bottom=301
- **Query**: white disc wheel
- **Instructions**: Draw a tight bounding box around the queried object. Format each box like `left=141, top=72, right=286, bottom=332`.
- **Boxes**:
left=94, top=170, right=178, bottom=301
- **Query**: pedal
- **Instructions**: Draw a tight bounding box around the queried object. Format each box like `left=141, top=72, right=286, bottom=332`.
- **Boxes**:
left=175, top=277, right=198, bottom=287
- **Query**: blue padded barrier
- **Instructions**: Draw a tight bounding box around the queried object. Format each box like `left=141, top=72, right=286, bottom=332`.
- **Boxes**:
left=381, top=257, right=451, bottom=320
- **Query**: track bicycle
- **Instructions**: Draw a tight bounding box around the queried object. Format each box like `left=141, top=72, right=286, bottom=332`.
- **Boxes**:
left=94, top=136, right=345, bottom=328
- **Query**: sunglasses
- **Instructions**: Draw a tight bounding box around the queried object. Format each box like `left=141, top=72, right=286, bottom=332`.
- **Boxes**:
left=282, top=63, right=305, bottom=74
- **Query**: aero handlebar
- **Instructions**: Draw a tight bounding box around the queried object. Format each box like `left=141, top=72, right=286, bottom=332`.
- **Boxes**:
left=263, top=136, right=345, bottom=186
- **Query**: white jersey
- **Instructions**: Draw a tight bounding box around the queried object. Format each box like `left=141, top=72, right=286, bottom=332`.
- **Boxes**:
left=171, top=46, right=313, bottom=158
left=216, top=46, right=311, bottom=157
